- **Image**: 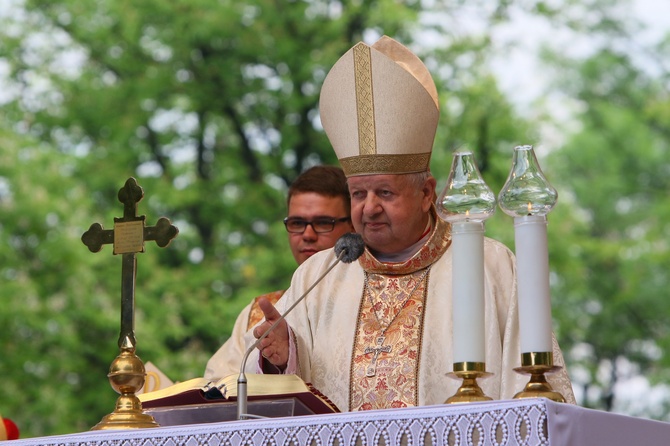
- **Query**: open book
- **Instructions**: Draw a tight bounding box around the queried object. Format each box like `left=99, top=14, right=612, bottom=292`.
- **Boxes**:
left=139, top=373, right=339, bottom=416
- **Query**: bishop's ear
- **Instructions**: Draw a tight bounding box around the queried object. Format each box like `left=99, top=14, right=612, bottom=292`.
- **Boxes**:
left=422, top=175, right=438, bottom=211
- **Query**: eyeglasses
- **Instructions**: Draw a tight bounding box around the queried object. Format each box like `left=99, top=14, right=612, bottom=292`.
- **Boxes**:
left=283, top=217, right=350, bottom=233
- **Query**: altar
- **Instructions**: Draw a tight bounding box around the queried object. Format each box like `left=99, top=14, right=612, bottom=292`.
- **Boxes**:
left=6, top=398, right=670, bottom=445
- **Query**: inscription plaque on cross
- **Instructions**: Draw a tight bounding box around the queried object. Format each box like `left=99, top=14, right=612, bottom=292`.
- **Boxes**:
left=81, top=177, right=178, bottom=430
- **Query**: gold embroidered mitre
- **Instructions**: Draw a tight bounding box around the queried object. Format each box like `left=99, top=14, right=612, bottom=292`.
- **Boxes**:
left=319, top=35, right=440, bottom=177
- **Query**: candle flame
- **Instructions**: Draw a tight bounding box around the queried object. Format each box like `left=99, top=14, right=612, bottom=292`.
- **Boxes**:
left=527, top=202, right=532, bottom=215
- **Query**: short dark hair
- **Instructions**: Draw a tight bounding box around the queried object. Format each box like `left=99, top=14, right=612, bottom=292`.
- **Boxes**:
left=287, top=165, right=350, bottom=212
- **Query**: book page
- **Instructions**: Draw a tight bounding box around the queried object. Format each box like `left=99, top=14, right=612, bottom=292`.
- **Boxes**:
left=138, top=377, right=211, bottom=402
left=139, top=374, right=310, bottom=403
left=220, top=374, right=310, bottom=398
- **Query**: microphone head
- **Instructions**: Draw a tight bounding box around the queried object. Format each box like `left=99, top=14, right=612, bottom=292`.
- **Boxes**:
left=334, top=233, right=365, bottom=263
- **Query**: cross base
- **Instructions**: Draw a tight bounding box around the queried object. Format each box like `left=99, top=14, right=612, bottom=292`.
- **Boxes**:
left=91, top=394, right=160, bottom=430
left=90, top=344, right=159, bottom=430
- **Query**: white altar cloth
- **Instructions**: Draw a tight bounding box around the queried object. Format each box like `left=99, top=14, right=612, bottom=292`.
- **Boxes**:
left=6, top=398, right=670, bottom=446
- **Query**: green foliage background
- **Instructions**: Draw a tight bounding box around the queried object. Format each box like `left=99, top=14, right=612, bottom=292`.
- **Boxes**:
left=0, top=0, right=669, bottom=438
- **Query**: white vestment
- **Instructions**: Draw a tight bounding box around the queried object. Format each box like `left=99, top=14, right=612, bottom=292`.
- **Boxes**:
left=244, top=217, right=575, bottom=411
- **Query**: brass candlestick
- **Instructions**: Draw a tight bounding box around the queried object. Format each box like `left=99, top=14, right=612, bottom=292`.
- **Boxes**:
left=513, top=352, right=566, bottom=403
left=445, top=362, right=493, bottom=404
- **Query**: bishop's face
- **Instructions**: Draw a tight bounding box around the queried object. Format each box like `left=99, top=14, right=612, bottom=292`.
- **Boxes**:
left=347, top=173, right=435, bottom=255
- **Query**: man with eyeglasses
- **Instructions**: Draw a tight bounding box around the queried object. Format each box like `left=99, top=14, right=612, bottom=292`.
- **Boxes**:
left=204, top=165, right=354, bottom=379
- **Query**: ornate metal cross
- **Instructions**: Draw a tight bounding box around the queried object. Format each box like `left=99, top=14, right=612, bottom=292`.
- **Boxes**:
left=81, top=177, right=178, bottom=430
left=364, top=336, right=392, bottom=377
left=82, top=177, right=178, bottom=350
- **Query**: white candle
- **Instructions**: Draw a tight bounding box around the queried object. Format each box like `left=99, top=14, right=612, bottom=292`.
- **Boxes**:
left=514, top=215, right=553, bottom=353
left=451, top=221, right=486, bottom=363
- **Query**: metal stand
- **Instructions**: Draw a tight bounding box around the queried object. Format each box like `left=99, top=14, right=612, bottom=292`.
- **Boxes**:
left=445, top=362, right=493, bottom=404
left=513, top=352, right=566, bottom=403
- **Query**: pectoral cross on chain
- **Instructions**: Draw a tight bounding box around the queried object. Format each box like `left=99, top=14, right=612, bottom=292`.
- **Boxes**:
left=81, top=177, right=178, bottom=350
left=364, top=336, right=392, bottom=377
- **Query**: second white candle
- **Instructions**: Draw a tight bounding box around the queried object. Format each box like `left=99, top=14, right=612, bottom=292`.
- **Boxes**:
left=514, top=215, right=553, bottom=353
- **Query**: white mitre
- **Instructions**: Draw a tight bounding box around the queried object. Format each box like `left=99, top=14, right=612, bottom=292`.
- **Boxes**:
left=319, top=35, right=440, bottom=177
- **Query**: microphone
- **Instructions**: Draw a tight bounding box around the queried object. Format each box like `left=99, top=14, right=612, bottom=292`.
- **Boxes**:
left=237, top=232, right=364, bottom=420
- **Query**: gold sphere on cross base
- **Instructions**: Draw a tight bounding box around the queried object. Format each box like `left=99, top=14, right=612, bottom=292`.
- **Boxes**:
left=91, top=340, right=159, bottom=430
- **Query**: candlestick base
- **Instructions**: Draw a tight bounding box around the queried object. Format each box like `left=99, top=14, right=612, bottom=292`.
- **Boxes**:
left=445, top=362, right=493, bottom=404
left=513, top=352, right=566, bottom=403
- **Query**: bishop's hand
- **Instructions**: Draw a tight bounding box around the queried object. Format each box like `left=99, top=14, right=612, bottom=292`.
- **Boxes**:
left=253, top=297, right=289, bottom=370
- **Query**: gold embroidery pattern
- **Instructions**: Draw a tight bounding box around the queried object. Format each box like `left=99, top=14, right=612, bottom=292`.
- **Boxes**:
left=247, top=290, right=285, bottom=329
left=353, top=43, right=376, bottom=156
left=350, top=269, right=429, bottom=410
left=339, top=153, right=431, bottom=176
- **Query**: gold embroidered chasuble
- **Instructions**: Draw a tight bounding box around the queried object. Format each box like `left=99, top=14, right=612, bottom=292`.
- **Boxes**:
left=243, top=215, right=576, bottom=411
left=350, top=215, right=450, bottom=410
